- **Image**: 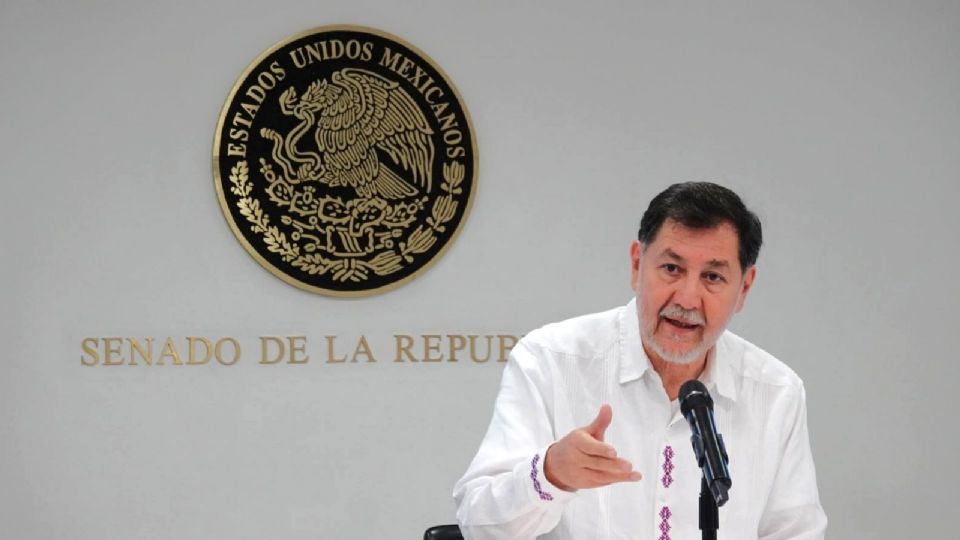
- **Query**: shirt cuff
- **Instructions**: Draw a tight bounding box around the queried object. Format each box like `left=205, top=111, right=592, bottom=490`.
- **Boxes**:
left=522, top=447, right=577, bottom=506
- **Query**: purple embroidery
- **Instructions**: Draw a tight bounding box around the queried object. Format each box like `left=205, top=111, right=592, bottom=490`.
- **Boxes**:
left=530, top=454, right=554, bottom=501
left=661, top=445, right=675, bottom=488
left=658, top=506, right=672, bottom=540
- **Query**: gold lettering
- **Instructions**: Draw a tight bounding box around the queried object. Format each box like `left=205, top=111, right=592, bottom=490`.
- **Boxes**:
left=187, top=336, right=212, bottom=365
left=469, top=335, right=493, bottom=363
left=256, top=72, right=276, bottom=90
left=80, top=338, right=99, bottom=366
left=409, top=66, right=428, bottom=88
left=290, top=47, right=308, bottom=69
left=329, top=39, right=345, bottom=59
left=379, top=46, right=403, bottom=72
left=291, top=41, right=370, bottom=67
left=345, top=40, right=362, bottom=59
left=127, top=337, right=154, bottom=366
left=157, top=337, right=183, bottom=366
left=398, top=57, right=415, bottom=77
left=245, top=85, right=266, bottom=104
left=430, top=101, right=449, bottom=117
left=78, top=333, right=512, bottom=368
left=443, top=129, right=463, bottom=145
left=227, top=143, right=246, bottom=157
left=269, top=60, right=286, bottom=81
left=394, top=334, right=417, bottom=362
left=232, top=111, right=252, bottom=129
left=497, top=335, right=518, bottom=362
left=240, top=101, right=260, bottom=118
left=351, top=335, right=375, bottom=363
left=447, top=334, right=467, bottom=362
left=260, top=336, right=284, bottom=364
left=103, top=337, right=124, bottom=366
left=229, top=128, right=249, bottom=142
left=422, top=335, right=443, bottom=362
left=418, top=77, right=436, bottom=95
left=307, top=43, right=324, bottom=63
left=438, top=111, right=459, bottom=132
left=424, top=86, right=444, bottom=104
left=325, top=336, right=347, bottom=363
left=214, top=338, right=241, bottom=366
left=287, top=336, right=308, bottom=364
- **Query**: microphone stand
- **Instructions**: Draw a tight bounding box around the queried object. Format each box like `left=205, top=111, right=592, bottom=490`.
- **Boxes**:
left=691, top=433, right=725, bottom=539
left=699, top=476, right=719, bottom=540
left=680, top=380, right=730, bottom=540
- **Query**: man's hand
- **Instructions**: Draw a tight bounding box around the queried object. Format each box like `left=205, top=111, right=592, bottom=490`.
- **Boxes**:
left=543, top=404, right=642, bottom=491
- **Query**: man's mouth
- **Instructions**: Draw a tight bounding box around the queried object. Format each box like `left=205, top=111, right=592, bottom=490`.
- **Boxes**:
left=663, top=317, right=700, bottom=330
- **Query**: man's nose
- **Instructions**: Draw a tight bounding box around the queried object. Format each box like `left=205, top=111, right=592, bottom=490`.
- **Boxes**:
left=671, top=274, right=702, bottom=310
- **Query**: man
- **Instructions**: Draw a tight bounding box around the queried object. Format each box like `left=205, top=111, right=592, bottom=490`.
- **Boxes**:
left=453, top=182, right=826, bottom=539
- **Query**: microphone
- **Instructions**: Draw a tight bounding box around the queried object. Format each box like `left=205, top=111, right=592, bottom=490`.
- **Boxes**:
left=679, top=380, right=731, bottom=507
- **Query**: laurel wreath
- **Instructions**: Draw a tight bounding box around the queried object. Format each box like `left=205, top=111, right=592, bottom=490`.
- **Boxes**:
left=228, top=160, right=465, bottom=283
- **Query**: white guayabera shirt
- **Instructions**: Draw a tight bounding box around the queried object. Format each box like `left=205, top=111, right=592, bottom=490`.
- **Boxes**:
left=454, top=300, right=827, bottom=540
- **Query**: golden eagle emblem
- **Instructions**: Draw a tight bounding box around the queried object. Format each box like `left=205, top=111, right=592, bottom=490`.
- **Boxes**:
left=261, top=68, right=435, bottom=200
left=214, top=26, right=475, bottom=296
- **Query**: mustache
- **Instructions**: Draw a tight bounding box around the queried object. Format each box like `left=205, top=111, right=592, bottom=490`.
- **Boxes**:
left=659, top=304, right=705, bottom=325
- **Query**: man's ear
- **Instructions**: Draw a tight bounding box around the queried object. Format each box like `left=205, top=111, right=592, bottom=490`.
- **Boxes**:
left=735, top=265, right=757, bottom=313
left=629, top=241, right=643, bottom=294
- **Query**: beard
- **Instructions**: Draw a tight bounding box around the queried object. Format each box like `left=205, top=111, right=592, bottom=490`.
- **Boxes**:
left=640, top=303, right=725, bottom=365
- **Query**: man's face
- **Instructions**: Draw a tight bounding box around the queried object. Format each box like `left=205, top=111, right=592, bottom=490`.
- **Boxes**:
left=630, top=219, right=756, bottom=365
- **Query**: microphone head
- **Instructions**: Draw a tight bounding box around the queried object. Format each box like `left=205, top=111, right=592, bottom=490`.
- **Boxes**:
left=679, top=379, right=713, bottom=416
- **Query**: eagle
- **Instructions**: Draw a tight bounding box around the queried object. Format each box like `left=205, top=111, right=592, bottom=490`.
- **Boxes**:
left=272, top=68, right=435, bottom=200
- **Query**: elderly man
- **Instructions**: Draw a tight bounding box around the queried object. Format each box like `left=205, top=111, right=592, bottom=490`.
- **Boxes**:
left=454, top=182, right=826, bottom=539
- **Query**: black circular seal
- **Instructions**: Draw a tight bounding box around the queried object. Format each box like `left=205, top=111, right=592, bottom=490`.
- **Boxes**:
left=213, top=26, right=476, bottom=296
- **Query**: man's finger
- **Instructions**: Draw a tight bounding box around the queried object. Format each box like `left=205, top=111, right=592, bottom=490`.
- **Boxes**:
left=581, top=454, right=634, bottom=474
left=585, top=404, right=613, bottom=441
left=574, top=431, right=618, bottom=458
left=582, top=468, right=643, bottom=488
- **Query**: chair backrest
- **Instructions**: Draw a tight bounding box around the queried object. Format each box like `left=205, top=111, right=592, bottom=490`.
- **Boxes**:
left=423, top=524, right=464, bottom=540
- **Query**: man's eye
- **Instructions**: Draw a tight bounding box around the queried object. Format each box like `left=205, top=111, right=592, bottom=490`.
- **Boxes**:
left=663, top=264, right=680, bottom=274
left=704, top=272, right=725, bottom=283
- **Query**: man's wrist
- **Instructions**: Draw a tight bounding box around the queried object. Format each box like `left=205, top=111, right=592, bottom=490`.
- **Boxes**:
left=543, top=443, right=576, bottom=492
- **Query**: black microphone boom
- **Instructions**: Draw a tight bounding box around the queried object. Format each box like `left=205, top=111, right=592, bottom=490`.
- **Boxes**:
left=679, top=380, right=732, bottom=507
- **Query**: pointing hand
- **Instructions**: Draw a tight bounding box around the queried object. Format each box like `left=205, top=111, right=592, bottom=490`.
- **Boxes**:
left=543, top=404, right=642, bottom=491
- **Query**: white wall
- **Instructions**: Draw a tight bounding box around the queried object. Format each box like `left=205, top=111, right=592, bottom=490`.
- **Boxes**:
left=2, top=1, right=958, bottom=538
